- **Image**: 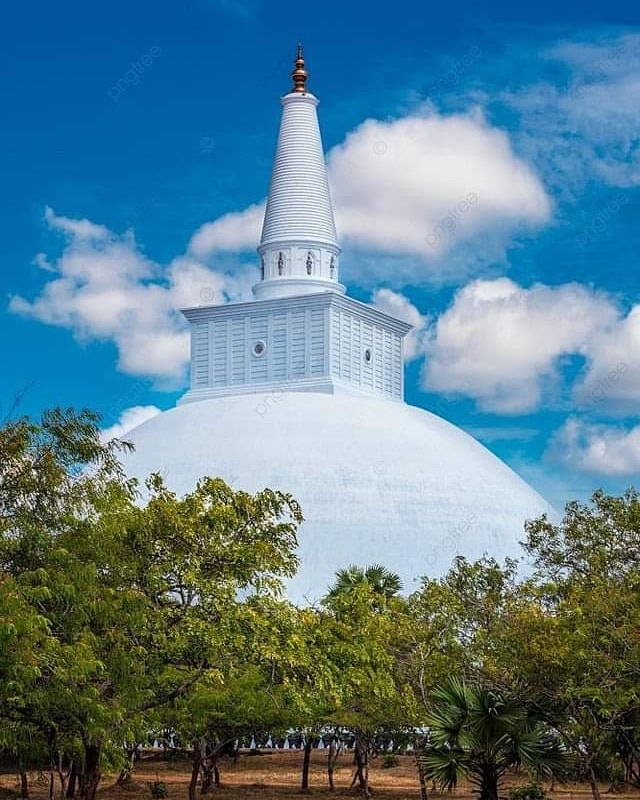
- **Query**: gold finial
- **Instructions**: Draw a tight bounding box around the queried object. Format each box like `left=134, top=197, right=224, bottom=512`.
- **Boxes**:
left=291, top=43, right=308, bottom=93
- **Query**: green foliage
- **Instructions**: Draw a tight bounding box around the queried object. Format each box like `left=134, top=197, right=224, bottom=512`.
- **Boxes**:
left=491, top=490, right=640, bottom=797
left=418, top=679, right=567, bottom=800
left=325, top=563, right=403, bottom=607
left=148, top=779, right=168, bottom=798
left=510, top=782, right=548, bottom=800
left=381, top=753, right=400, bottom=769
left=0, top=407, right=303, bottom=800
left=1, top=408, right=638, bottom=800
left=606, top=766, right=626, bottom=793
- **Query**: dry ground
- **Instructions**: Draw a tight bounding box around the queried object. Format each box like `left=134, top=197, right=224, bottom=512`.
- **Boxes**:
left=2, top=750, right=640, bottom=800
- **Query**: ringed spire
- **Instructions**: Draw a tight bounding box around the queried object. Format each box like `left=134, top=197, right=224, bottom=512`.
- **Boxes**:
left=253, top=46, right=343, bottom=301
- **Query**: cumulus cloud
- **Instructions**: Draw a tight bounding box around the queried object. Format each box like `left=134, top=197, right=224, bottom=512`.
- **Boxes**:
left=328, top=111, right=551, bottom=279
left=188, top=111, right=551, bottom=281
left=371, top=288, right=429, bottom=360
left=43, top=206, right=111, bottom=240
left=188, top=203, right=265, bottom=258
left=576, top=305, right=640, bottom=411
left=10, top=208, right=256, bottom=384
left=422, top=278, right=619, bottom=413
left=100, top=405, right=162, bottom=442
left=552, top=417, right=640, bottom=476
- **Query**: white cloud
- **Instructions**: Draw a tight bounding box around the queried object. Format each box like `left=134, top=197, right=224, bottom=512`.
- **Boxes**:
left=328, top=111, right=551, bottom=280
left=16, top=205, right=637, bottom=415
left=576, top=305, right=640, bottom=411
left=188, top=111, right=551, bottom=282
left=43, top=206, right=111, bottom=240
left=188, top=203, right=265, bottom=258
left=423, top=278, right=619, bottom=413
left=552, top=417, right=640, bottom=476
left=101, top=405, right=162, bottom=442
left=10, top=209, right=256, bottom=384
left=371, top=288, right=429, bottom=360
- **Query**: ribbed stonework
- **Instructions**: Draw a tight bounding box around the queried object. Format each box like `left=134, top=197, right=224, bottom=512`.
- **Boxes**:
left=254, top=90, right=343, bottom=301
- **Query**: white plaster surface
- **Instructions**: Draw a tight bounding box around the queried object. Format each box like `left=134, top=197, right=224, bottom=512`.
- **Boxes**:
left=121, top=392, right=553, bottom=603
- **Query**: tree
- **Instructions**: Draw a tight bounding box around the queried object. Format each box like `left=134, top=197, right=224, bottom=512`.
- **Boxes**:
left=418, top=679, right=567, bottom=800
left=322, top=567, right=417, bottom=799
left=488, top=490, right=640, bottom=800
left=0, top=408, right=133, bottom=800
left=0, top=408, right=304, bottom=800
left=325, top=564, right=403, bottom=608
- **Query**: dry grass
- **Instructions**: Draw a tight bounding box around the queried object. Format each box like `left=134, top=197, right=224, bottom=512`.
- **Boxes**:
left=2, top=751, right=640, bottom=800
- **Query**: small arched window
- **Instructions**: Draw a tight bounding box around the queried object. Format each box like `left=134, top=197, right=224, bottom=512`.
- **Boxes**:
left=330, top=255, right=336, bottom=279
left=277, top=252, right=284, bottom=276
left=306, top=251, right=313, bottom=276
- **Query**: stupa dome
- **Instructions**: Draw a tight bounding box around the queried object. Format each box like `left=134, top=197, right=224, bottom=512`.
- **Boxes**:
left=122, top=392, right=551, bottom=602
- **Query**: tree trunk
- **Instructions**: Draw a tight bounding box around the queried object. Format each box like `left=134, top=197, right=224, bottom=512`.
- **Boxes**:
left=66, top=763, right=78, bottom=799
left=56, top=754, right=72, bottom=799
left=415, top=753, right=428, bottom=800
left=479, top=765, right=499, bottom=800
left=301, top=736, right=313, bottom=790
left=586, top=761, right=603, bottom=800
left=350, top=750, right=362, bottom=789
left=20, top=772, right=29, bottom=800
left=213, top=763, right=220, bottom=787
left=354, top=737, right=370, bottom=800
left=188, top=744, right=201, bottom=800
left=327, top=739, right=340, bottom=792
left=79, top=744, right=102, bottom=800
left=117, top=744, right=140, bottom=786
left=201, top=741, right=219, bottom=795
left=201, top=762, right=213, bottom=794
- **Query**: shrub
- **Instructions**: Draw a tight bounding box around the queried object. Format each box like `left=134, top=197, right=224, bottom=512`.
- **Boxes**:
left=382, top=753, right=400, bottom=769
left=149, top=780, right=168, bottom=798
left=510, top=783, right=548, bottom=800
left=607, top=766, right=626, bottom=793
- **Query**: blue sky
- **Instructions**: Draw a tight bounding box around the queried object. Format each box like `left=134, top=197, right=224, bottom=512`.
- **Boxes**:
left=2, top=0, right=639, bottom=510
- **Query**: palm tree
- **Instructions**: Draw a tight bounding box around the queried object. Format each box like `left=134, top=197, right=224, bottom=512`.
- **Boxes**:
left=325, top=564, right=403, bottom=606
left=418, top=679, right=567, bottom=800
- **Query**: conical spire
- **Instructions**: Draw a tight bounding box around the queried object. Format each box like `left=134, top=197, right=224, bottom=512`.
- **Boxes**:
left=253, top=47, right=343, bottom=301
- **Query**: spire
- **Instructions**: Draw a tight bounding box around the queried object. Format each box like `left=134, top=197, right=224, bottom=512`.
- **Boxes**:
left=291, top=44, right=308, bottom=93
left=253, top=47, right=343, bottom=301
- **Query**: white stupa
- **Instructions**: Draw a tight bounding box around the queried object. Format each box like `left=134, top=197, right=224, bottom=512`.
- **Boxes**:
left=122, top=47, right=552, bottom=602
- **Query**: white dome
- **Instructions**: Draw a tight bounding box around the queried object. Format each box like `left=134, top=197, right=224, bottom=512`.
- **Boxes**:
left=121, top=392, right=553, bottom=603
